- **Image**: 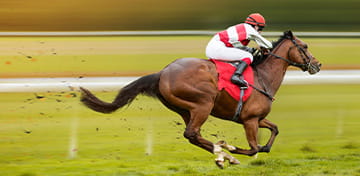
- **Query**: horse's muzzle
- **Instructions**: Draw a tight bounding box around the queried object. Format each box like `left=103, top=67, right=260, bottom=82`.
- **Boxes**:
left=308, top=62, right=322, bottom=75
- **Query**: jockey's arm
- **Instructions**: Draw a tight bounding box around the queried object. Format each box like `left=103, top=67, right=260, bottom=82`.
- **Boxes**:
left=245, top=25, right=272, bottom=49
left=250, top=33, right=273, bottom=49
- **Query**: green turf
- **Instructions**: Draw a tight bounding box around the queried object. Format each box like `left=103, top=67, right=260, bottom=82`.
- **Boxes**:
left=1, top=36, right=360, bottom=77
left=0, top=84, right=359, bottom=176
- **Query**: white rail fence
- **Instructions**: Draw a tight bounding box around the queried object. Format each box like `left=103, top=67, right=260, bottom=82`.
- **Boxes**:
left=1, top=70, right=359, bottom=92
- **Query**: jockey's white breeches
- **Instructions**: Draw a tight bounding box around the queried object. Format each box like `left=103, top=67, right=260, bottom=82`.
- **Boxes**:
left=206, top=34, right=253, bottom=64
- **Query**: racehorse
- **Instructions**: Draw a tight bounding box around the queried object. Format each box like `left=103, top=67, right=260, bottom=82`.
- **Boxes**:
left=80, top=31, right=322, bottom=168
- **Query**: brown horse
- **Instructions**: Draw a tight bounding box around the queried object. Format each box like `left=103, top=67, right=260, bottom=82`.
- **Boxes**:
left=80, top=31, right=321, bottom=168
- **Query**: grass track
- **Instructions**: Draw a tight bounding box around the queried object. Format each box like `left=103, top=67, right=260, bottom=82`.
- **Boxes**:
left=0, top=84, right=359, bottom=175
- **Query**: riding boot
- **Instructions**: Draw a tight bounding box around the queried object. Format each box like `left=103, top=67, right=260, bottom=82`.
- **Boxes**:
left=231, top=61, right=248, bottom=88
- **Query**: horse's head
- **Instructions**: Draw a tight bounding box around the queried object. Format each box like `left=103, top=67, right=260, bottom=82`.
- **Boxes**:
left=271, top=31, right=322, bottom=74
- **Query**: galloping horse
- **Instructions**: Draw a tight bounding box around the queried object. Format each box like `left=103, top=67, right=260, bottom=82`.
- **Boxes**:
left=80, top=31, right=322, bottom=168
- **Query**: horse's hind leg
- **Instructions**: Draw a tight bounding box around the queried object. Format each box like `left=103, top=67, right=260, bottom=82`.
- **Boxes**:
left=183, top=105, right=214, bottom=153
left=183, top=104, right=239, bottom=168
left=160, top=97, right=239, bottom=168
left=258, top=119, right=279, bottom=153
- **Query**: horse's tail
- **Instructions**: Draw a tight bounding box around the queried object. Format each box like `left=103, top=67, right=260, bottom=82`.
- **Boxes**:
left=80, top=73, right=160, bottom=114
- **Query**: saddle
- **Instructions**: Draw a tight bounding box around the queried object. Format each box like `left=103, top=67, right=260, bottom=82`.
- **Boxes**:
left=209, top=59, right=254, bottom=102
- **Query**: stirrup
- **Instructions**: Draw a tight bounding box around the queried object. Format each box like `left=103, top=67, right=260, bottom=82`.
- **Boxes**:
left=239, top=84, right=248, bottom=90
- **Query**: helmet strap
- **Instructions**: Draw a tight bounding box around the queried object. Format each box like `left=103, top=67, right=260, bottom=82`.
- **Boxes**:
left=246, top=16, right=265, bottom=27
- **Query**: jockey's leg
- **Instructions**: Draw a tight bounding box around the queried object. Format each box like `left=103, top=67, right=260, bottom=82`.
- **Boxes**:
left=205, top=37, right=253, bottom=89
left=231, top=61, right=248, bottom=88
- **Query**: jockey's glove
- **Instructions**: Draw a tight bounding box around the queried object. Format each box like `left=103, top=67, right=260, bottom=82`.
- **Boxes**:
left=240, top=46, right=256, bottom=53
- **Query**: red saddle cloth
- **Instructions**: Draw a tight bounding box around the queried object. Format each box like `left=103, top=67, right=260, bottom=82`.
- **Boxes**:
left=209, top=59, right=254, bottom=102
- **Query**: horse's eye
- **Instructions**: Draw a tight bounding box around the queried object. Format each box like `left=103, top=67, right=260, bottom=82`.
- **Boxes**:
left=303, top=44, right=308, bottom=49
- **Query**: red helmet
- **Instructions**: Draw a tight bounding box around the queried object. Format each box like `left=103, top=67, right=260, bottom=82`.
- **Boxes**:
left=245, top=13, right=266, bottom=27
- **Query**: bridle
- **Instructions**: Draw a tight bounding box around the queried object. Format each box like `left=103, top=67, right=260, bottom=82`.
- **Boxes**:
left=246, top=37, right=314, bottom=102
left=268, top=38, right=313, bottom=71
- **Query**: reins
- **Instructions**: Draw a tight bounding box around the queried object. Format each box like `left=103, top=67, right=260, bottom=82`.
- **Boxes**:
left=248, top=83, right=275, bottom=101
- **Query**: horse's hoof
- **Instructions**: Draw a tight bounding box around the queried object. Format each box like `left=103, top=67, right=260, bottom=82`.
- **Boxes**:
left=259, top=145, right=271, bottom=153
left=229, top=158, right=240, bottom=165
left=215, top=160, right=224, bottom=169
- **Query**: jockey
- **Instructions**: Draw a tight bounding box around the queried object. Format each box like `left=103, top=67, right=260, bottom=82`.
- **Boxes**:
left=206, top=13, right=273, bottom=88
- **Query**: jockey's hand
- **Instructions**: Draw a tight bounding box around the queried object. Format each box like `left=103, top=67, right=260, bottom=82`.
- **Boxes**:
left=240, top=46, right=256, bottom=54
left=247, top=47, right=256, bottom=54
left=260, top=47, right=270, bottom=55
left=252, top=49, right=261, bottom=57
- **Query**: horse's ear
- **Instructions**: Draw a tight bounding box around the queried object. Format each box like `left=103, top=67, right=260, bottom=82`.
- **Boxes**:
left=284, top=30, right=294, bottom=39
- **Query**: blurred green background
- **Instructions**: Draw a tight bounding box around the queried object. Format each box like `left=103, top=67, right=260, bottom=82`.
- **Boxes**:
left=0, top=0, right=359, bottom=31
left=1, top=1, right=360, bottom=175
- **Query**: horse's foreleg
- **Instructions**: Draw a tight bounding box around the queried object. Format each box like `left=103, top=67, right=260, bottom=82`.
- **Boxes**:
left=228, top=118, right=260, bottom=156
left=258, top=119, right=279, bottom=153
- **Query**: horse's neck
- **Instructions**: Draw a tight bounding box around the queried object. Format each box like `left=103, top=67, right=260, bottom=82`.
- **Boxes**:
left=255, top=51, right=289, bottom=96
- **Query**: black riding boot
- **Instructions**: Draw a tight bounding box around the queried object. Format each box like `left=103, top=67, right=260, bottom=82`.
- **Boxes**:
left=231, top=61, right=248, bottom=88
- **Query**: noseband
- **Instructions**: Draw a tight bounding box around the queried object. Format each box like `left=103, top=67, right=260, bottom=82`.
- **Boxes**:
left=269, top=39, right=313, bottom=71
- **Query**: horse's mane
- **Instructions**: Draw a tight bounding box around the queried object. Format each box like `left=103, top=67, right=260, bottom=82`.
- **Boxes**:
left=271, top=31, right=292, bottom=49
left=251, top=30, right=293, bottom=67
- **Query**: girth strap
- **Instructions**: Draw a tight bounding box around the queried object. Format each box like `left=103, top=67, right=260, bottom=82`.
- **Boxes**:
left=232, top=83, right=274, bottom=122
left=233, top=87, right=245, bottom=122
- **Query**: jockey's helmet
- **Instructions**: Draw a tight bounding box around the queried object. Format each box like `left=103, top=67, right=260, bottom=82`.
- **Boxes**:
left=245, top=13, right=266, bottom=27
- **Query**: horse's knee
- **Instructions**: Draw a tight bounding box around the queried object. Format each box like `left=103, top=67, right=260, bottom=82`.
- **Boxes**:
left=273, top=125, right=279, bottom=135
left=183, top=130, right=199, bottom=143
